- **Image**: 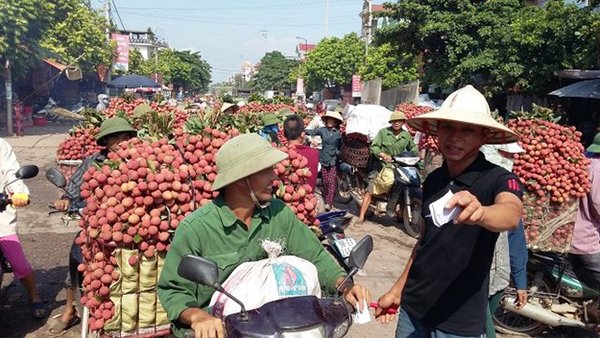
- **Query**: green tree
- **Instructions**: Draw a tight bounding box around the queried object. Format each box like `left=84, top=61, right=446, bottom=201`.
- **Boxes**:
left=359, top=43, right=419, bottom=90
left=301, top=33, right=364, bottom=92
left=375, top=0, right=600, bottom=96
left=251, top=51, right=299, bottom=92
left=40, top=0, right=112, bottom=73
left=0, top=0, right=55, bottom=77
left=139, top=49, right=211, bottom=93
left=504, top=1, right=600, bottom=94
left=127, top=48, right=144, bottom=74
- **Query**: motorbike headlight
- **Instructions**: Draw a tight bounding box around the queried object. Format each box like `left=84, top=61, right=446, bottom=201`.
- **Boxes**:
left=332, top=319, right=350, bottom=338
left=282, top=325, right=325, bottom=338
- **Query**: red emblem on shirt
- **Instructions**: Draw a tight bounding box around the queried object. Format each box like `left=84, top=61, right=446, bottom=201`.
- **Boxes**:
left=508, top=178, right=520, bottom=191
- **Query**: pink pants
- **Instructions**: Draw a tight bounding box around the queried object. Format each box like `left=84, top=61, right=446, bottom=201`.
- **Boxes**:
left=0, top=234, right=33, bottom=279
left=321, top=165, right=337, bottom=206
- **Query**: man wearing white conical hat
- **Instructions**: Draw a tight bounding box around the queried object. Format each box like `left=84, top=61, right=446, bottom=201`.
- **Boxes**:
left=374, top=85, right=524, bottom=337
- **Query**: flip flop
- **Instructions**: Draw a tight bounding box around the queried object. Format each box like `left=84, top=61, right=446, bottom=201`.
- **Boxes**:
left=48, top=315, right=81, bottom=337
left=31, top=301, right=48, bottom=319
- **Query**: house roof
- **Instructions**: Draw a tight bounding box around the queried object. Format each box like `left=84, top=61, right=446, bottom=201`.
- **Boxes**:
left=371, top=4, right=391, bottom=13
left=43, top=59, right=68, bottom=71
left=556, top=69, right=600, bottom=80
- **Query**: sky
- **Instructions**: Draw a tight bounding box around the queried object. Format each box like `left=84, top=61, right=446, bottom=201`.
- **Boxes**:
left=104, top=0, right=365, bottom=83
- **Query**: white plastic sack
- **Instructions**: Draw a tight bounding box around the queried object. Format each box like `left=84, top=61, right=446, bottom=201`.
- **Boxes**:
left=345, top=104, right=393, bottom=141
left=209, top=240, right=321, bottom=318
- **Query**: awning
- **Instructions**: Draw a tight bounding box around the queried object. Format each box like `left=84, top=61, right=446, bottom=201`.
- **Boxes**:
left=43, top=59, right=68, bottom=71
left=548, top=79, right=600, bottom=99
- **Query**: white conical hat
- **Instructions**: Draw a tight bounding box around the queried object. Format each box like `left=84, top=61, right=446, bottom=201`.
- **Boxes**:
left=406, top=85, right=518, bottom=144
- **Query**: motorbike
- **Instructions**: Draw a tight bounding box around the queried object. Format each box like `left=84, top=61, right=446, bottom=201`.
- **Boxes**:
left=34, top=97, right=87, bottom=122
left=177, top=235, right=374, bottom=338
left=336, top=153, right=423, bottom=238
left=317, top=210, right=356, bottom=272
left=0, top=165, right=40, bottom=288
left=494, top=250, right=600, bottom=335
left=45, top=167, right=90, bottom=337
left=45, top=168, right=82, bottom=225
left=33, top=97, right=60, bottom=121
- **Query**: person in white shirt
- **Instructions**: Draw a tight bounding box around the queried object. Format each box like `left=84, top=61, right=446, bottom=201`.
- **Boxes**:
left=0, top=137, right=46, bottom=318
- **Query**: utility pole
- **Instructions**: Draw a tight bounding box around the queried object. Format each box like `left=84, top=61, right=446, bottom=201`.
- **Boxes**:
left=365, top=0, right=372, bottom=54
left=324, top=0, right=329, bottom=37
left=4, top=60, right=13, bottom=135
left=105, top=0, right=112, bottom=94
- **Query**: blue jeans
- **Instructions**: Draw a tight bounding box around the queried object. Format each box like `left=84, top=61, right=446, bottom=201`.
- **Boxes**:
left=396, top=307, right=486, bottom=338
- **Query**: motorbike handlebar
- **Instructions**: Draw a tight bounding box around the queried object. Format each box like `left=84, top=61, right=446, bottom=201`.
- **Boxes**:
left=0, top=197, right=12, bottom=212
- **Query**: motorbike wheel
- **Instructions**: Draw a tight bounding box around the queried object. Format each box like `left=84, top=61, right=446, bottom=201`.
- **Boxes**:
left=493, top=275, right=553, bottom=336
left=401, top=197, right=423, bottom=239
left=336, top=172, right=353, bottom=204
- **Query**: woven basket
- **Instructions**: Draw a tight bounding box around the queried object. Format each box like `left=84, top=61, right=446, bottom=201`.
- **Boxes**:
left=341, top=136, right=370, bottom=168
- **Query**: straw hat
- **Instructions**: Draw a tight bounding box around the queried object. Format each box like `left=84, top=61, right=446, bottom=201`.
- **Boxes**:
left=95, top=117, right=137, bottom=146
left=321, top=110, right=343, bottom=123
left=405, top=85, right=518, bottom=144
left=220, top=102, right=237, bottom=113
left=212, top=133, right=288, bottom=190
left=389, top=111, right=407, bottom=123
left=587, top=133, right=600, bottom=153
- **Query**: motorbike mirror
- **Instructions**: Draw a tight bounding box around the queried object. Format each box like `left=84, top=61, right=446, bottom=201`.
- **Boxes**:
left=45, top=168, right=67, bottom=189
left=335, top=235, right=373, bottom=298
left=16, top=165, right=39, bottom=180
left=347, top=235, right=373, bottom=270
left=178, top=255, right=220, bottom=288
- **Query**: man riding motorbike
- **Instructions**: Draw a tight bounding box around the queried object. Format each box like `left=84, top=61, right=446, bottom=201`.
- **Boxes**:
left=157, top=133, right=371, bottom=338
left=356, top=111, right=418, bottom=224
left=49, top=117, right=137, bottom=335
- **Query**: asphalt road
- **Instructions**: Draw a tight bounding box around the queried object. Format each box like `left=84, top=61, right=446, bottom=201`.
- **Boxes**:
left=0, top=122, right=597, bottom=338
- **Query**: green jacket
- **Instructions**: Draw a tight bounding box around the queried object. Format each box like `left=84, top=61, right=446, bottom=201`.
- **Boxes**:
left=371, top=127, right=418, bottom=165
left=157, top=197, right=346, bottom=337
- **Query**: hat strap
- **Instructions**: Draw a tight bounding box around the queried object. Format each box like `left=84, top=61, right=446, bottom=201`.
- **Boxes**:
left=245, top=178, right=270, bottom=209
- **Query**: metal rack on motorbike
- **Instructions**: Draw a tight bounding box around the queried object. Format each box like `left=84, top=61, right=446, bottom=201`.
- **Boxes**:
left=493, top=200, right=600, bottom=335
left=336, top=133, right=423, bottom=238
left=46, top=167, right=172, bottom=338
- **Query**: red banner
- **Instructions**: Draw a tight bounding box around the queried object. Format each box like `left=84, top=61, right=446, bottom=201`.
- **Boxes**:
left=111, top=33, right=130, bottom=72
left=352, top=74, right=362, bottom=97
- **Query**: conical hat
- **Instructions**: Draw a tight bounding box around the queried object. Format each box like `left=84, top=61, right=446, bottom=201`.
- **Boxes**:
left=406, top=85, right=518, bottom=144
left=212, top=133, right=288, bottom=190
left=322, top=110, right=343, bottom=123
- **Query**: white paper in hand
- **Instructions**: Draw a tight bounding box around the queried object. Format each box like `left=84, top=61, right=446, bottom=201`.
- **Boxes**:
left=428, top=190, right=463, bottom=227
left=352, top=299, right=372, bottom=325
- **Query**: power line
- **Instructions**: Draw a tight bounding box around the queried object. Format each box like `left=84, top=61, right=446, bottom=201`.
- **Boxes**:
left=119, top=0, right=350, bottom=12
left=118, top=10, right=353, bottom=27
left=111, top=0, right=127, bottom=31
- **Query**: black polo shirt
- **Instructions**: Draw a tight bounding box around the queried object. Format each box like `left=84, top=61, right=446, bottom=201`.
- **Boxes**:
left=401, top=152, right=523, bottom=336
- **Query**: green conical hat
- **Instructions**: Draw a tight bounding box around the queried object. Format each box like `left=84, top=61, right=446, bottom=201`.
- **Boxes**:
left=262, top=113, right=280, bottom=126
left=212, top=133, right=288, bottom=190
left=95, top=117, right=137, bottom=145
left=587, top=133, right=600, bottom=153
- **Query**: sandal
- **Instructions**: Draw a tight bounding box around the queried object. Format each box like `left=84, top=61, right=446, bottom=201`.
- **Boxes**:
left=48, top=315, right=81, bottom=336
left=31, top=301, right=48, bottom=319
